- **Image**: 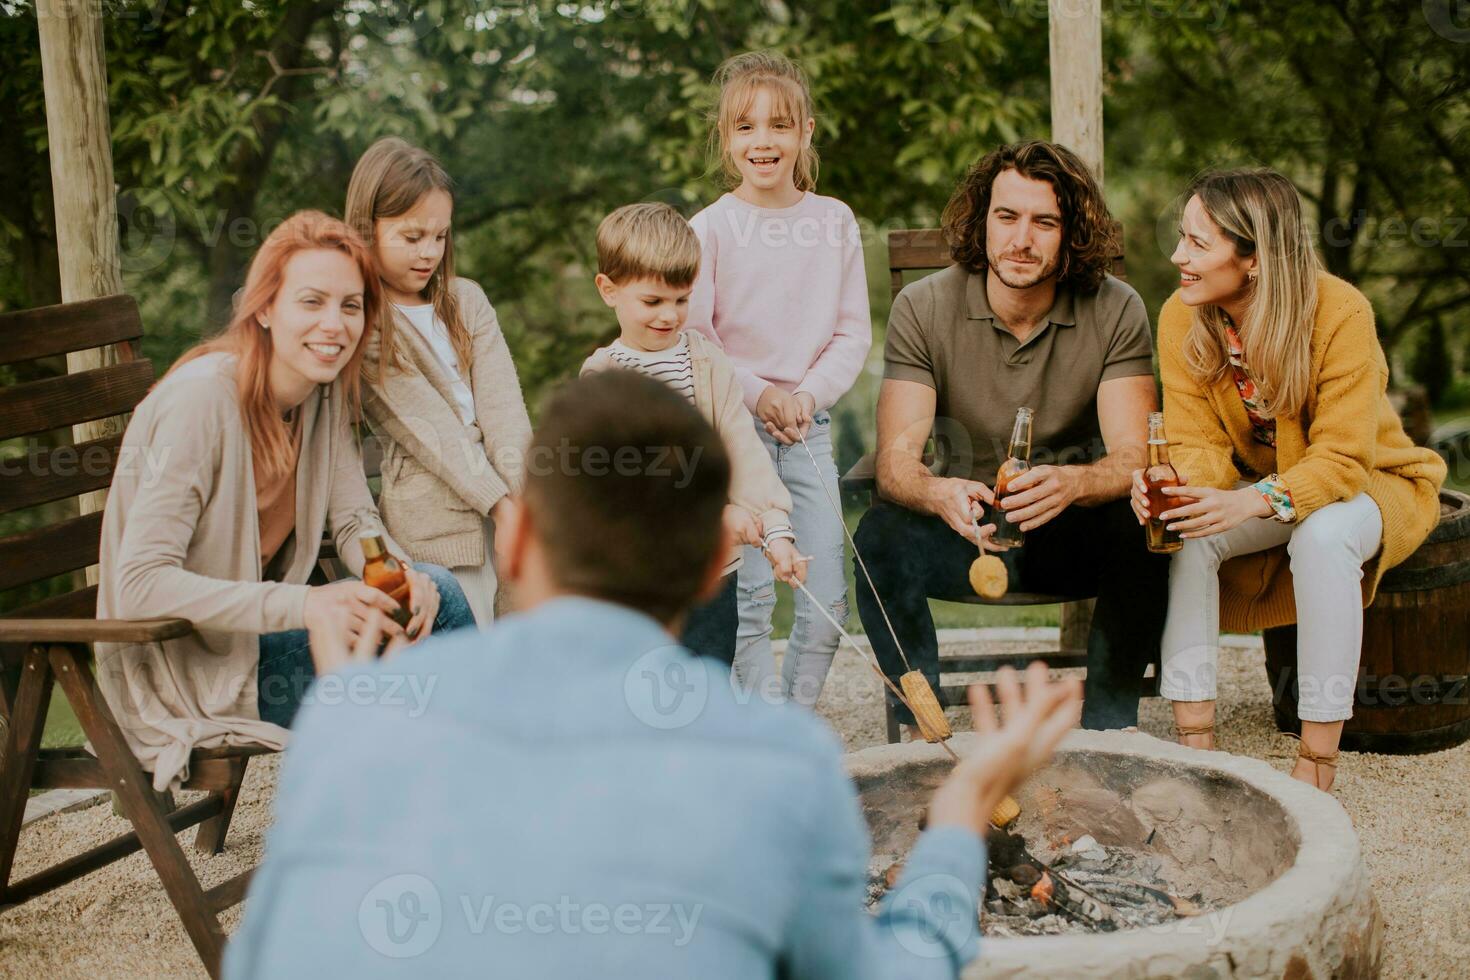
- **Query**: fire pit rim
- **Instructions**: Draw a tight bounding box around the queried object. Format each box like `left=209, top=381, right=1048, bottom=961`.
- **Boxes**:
left=846, top=729, right=1378, bottom=978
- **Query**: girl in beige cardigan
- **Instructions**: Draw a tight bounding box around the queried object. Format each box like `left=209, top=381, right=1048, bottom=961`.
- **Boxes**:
left=347, top=138, right=533, bottom=626
left=97, top=212, right=474, bottom=791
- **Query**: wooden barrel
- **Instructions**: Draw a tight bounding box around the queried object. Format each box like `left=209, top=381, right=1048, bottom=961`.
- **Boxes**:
left=1265, top=489, right=1470, bottom=754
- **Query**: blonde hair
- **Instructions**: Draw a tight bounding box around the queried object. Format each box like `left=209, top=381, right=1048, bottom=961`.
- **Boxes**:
left=167, top=211, right=380, bottom=481
left=1182, top=168, right=1320, bottom=420
left=344, top=137, right=470, bottom=379
left=708, top=51, right=818, bottom=193
left=596, top=203, right=702, bottom=287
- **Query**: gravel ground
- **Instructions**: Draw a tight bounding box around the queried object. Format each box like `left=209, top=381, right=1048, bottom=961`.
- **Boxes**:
left=2, top=636, right=1466, bottom=978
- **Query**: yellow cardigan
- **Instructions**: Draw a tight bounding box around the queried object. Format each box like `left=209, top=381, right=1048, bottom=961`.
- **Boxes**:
left=1159, top=272, right=1446, bottom=631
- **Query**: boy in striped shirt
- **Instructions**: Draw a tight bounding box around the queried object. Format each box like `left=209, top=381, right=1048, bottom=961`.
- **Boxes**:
left=582, top=203, right=806, bottom=676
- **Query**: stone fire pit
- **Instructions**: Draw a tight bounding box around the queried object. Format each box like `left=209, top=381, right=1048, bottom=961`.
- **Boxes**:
left=848, top=729, right=1382, bottom=978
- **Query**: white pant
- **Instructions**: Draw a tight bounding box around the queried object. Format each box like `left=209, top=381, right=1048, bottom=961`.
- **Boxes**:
left=1160, top=491, right=1383, bottom=722
left=450, top=515, right=499, bottom=627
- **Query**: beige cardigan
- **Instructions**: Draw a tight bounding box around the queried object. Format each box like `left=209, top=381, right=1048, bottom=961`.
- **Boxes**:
left=582, top=329, right=793, bottom=573
left=96, top=353, right=398, bottom=790
left=363, top=278, right=533, bottom=569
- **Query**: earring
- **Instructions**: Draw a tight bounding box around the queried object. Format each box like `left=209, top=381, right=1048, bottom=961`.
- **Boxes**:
left=259, top=318, right=270, bottom=330
left=1247, top=272, right=1258, bottom=283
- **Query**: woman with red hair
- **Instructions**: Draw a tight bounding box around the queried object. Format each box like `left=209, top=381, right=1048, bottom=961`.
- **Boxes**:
left=96, top=211, right=473, bottom=791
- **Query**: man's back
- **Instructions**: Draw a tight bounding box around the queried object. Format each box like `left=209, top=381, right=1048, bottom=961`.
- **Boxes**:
left=227, top=598, right=984, bottom=978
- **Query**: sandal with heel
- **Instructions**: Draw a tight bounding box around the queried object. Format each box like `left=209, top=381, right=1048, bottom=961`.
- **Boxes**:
left=1287, top=733, right=1339, bottom=792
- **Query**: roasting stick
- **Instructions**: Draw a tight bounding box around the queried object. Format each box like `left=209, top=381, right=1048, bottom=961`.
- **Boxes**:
left=787, top=428, right=1021, bottom=826
left=777, top=565, right=958, bottom=764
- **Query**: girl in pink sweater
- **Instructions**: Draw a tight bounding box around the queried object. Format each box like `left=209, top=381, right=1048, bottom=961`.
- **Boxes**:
left=686, top=52, right=872, bottom=706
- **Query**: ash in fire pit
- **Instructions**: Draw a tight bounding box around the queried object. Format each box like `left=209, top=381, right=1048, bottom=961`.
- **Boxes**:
left=979, top=827, right=1208, bottom=936
left=867, top=823, right=1216, bottom=938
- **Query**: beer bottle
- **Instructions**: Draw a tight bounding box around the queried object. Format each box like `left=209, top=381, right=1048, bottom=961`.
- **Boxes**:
left=359, top=519, right=413, bottom=629
left=1144, top=412, right=1184, bottom=554
left=993, top=407, right=1033, bottom=546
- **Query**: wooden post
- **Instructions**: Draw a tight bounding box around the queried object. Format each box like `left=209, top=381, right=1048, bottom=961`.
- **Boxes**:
left=36, top=0, right=126, bottom=539
left=1048, top=0, right=1105, bottom=183
left=1050, top=0, right=1104, bottom=652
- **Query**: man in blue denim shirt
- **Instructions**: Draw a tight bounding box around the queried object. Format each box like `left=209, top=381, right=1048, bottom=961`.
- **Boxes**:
left=228, top=372, right=1080, bottom=979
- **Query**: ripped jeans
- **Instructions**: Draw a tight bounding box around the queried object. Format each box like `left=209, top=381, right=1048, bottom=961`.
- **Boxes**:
left=733, top=412, right=849, bottom=707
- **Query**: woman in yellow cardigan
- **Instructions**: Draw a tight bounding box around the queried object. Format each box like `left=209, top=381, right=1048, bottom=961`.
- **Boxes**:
left=1130, top=169, right=1445, bottom=792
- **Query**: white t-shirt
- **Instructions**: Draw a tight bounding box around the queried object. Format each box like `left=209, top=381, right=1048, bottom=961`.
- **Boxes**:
left=607, top=333, right=696, bottom=405
left=395, top=303, right=476, bottom=426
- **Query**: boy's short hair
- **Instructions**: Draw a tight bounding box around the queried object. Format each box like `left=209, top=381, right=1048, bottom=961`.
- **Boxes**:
left=596, top=202, right=702, bottom=287
left=522, top=371, right=730, bottom=624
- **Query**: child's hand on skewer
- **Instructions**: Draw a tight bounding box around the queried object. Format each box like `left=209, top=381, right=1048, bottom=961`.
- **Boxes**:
left=755, top=386, right=811, bottom=444
left=762, top=538, right=809, bottom=587
left=723, top=505, right=764, bottom=548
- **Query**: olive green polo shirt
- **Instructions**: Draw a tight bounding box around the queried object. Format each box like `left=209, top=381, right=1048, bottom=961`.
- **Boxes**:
left=884, top=264, right=1154, bottom=484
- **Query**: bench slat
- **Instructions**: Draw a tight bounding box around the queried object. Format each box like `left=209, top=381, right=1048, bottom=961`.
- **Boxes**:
left=0, top=295, right=143, bottom=367
left=0, top=433, right=125, bottom=516
left=0, top=360, right=153, bottom=441
left=0, top=511, right=104, bottom=592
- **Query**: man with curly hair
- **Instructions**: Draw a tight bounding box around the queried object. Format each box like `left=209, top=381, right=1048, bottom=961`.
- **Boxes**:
left=854, top=140, right=1169, bottom=733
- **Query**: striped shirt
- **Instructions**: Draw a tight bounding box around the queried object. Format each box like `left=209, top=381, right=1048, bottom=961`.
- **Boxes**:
left=607, top=334, right=696, bottom=404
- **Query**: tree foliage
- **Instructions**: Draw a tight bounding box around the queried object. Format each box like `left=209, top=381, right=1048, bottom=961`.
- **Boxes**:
left=1, top=0, right=1466, bottom=406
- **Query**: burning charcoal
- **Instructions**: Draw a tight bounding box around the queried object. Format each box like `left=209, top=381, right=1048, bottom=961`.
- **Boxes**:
left=884, top=861, right=905, bottom=890
left=1030, top=872, right=1055, bottom=905
left=1008, top=864, right=1041, bottom=887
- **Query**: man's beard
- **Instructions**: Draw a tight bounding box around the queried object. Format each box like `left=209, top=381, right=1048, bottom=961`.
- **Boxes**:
left=987, top=249, right=1061, bottom=290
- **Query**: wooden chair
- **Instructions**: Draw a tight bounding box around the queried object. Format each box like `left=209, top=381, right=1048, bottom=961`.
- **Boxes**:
left=0, top=296, right=266, bottom=978
left=843, top=228, right=1127, bottom=742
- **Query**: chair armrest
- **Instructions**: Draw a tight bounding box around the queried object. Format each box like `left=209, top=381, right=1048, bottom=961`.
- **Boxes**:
left=839, top=452, right=877, bottom=493
left=0, top=618, right=194, bottom=645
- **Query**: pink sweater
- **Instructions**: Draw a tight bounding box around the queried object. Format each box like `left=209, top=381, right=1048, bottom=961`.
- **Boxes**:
left=686, top=192, right=872, bottom=413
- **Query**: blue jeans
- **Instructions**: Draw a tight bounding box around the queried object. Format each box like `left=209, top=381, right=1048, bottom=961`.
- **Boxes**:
left=734, top=411, right=849, bottom=707
left=257, top=562, right=474, bottom=728
left=679, top=572, right=738, bottom=666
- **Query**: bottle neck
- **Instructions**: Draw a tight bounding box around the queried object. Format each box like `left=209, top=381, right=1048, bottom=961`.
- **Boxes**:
left=360, top=532, right=388, bottom=562
left=1148, top=438, right=1171, bottom=467
left=1008, top=418, right=1032, bottom=461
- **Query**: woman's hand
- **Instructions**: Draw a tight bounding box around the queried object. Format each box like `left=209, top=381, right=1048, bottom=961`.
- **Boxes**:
left=763, top=538, right=808, bottom=587
left=306, top=606, right=408, bottom=675
left=723, top=505, right=764, bottom=548
left=1158, top=484, right=1272, bottom=538
left=402, top=566, right=441, bottom=641
left=304, top=580, right=406, bottom=644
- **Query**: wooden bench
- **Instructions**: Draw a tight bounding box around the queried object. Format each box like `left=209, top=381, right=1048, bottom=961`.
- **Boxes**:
left=0, top=296, right=263, bottom=978
left=844, top=228, right=1129, bottom=742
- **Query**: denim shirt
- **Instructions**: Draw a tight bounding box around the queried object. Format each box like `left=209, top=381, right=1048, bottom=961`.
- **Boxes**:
left=226, top=597, right=987, bottom=979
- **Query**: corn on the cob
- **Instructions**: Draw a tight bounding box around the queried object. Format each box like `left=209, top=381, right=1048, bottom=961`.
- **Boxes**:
left=900, top=670, right=952, bottom=742
left=990, top=795, right=1021, bottom=828
left=968, top=554, right=1008, bottom=599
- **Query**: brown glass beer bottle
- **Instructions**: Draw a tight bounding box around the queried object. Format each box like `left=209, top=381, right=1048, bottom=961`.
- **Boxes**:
left=993, top=407, right=1033, bottom=547
left=359, top=522, right=413, bottom=629
left=1144, top=412, right=1184, bottom=554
